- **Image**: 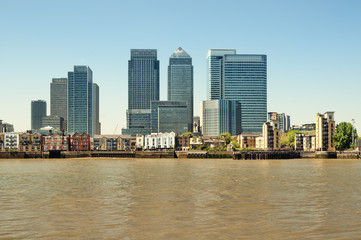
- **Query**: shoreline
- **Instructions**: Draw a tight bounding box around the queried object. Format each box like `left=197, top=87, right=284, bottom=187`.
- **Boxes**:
left=0, top=150, right=359, bottom=160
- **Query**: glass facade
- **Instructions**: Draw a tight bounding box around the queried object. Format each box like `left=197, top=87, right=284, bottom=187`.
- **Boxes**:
left=123, top=49, right=159, bottom=136
left=68, top=66, right=93, bottom=136
left=201, top=100, right=241, bottom=136
left=128, top=49, right=159, bottom=110
left=151, top=101, right=188, bottom=135
left=31, top=100, right=47, bottom=130
left=207, top=49, right=236, bottom=100
left=223, top=54, right=267, bottom=134
left=92, top=83, right=100, bottom=135
left=168, top=47, right=193, bottom=132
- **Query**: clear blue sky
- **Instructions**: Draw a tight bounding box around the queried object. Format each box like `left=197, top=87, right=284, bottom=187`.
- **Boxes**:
left=1, top=0, right=360, bottom=134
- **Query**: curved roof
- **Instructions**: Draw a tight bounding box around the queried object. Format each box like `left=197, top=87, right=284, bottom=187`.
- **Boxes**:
left=171, top=47, right=190, bottom=58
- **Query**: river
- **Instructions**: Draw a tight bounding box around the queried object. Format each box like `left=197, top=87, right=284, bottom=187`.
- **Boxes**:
left=1, top=158, right=361, bottom=239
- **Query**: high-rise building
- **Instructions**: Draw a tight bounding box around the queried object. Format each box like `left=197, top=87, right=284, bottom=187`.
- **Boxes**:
left=92, top=83, right=100, bottom=135
left=122, top=49, right=159, bottom=136
left=200, top=100, right=241, bottom=136
left=151, top=101, right=188, bottom=135
left=31, top=100, right=47, bottom=130
left=68, top=66, right=96, bottom=136
left=50, top=78, right=67, bottom=130
left=207, top=49, right=236, bottom=100
left=168, top=47, right=193, bottom=131
left=316, top=112, right=335, bottom=151
left=207, top=50, right=267, bottom=134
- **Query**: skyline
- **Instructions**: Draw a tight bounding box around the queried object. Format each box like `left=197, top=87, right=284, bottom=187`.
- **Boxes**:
left=1, top=0, right=361, bottom=134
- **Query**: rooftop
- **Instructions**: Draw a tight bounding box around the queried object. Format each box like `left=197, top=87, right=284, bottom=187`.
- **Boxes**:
left=171, top=47, right=190, bottom=58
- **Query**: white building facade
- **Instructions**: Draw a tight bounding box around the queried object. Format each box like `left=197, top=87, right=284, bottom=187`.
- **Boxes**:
left=144, top=132, right=176, bottom=150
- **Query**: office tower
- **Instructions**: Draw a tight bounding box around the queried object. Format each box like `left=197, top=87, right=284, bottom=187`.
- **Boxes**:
left=207, top=49, right=236, bottom=100
left=168, top=47, right=193, bottom=131
left=31, top=100, right=47, bottom=130
left=50, top=78, right=67, bottom=130
left=223, top=54, right=267, bottom=134
left=316, top=112, right=335, bottom=151
left=200, top=100, right=241, bottom=136
left=42, top=116, right=64, bottom=131
left=68, top=66, right=95, bottom=136
left=92, top=83, right=100, bottom=135
left=207, top=50, right=267, bottom=134
left=151, top=101, right=188, bottom=135
left=122, top=49, right=159, bottom=136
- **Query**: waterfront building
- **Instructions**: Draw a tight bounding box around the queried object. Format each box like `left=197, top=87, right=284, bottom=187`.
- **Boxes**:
left=207, top=50, right=267, bottom=134
left=122, top=49, right=159, bottom=136
left=262, top=120, right=281, bottom=150
left=71, top=132, right=90, bottom=151
left=144, top=132, right=175, bottom=150
left=237, top=134, right=260, bottom=149
left=92, top=83, right=101, bottom=135
left=175, top=135, right=190, bottom=151
left=19, top=132, right=42, bottom=152
left=50, top=78, right=68, bottom=130
left=255, top=136, right=264, bottom=149
left=295, top=132, right=304, bottom=151
left=136, top=134, right=145, bottom=150
left=0, top=120, right=14, bottom=133
left=268, top=112, right=291, bottom=133
left=316, top=112, right=335, bottom=151
left=200, top=100, right=241, bottom=136
left=303, top=135, right=316, bottom=151
left=168, top=47, right=193, bottom=131
left=3, top=133, right=19, bottom=151
left=42, top=116, right=64, bottom=131
left=151, top=101, right=188, bottom=135
left=202, top=136, right=226, bottom=149
left=190, top=136, right=203, bottom=149
left=68, top=66, right=98, bottom=137
left=31, top=100, right=47, bottom=130
left=43, top=135, right=70, bottom=152
left=92, top=135, right=130, bottom=151
left=0, top=134, right=3, bottom=151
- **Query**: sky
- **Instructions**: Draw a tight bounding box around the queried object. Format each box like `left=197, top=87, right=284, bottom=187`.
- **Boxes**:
left=1, top=0, right=361, bottom=134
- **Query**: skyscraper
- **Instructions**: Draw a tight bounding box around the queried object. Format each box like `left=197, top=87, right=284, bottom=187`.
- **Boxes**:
left=122, top=49, right=159, bottom=136
left=207, top=49, right=236, bottom=100
left=92, top=83, right=100, bottom=135
left=168, top=47, right=193, bottom=131
left=68, top=66, right=95, bottom=136
left=50, top=78, right=67, bottom=130
left=207, top=49, right=267, bottom=134
left=31, top=100, right=47, bottom=130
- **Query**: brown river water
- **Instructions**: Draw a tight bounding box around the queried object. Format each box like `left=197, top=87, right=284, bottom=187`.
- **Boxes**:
left=1, top=158, right=361, bottom=239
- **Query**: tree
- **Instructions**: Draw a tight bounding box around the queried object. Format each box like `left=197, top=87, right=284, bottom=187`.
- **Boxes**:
left=182, top=132, right=194, bottom=137
left=280, top=130, right=301, bottom=149
left=219, top=132, right=231, bottom=144
left=333, top=122, right=358, bottom=150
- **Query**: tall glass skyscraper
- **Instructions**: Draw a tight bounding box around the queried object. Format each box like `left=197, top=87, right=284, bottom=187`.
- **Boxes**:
left=207, top=49, right=236, bottom=100
left=92, top=83, right=100, bottom=135
left=50, top=78, right=67, bottom=130
left=207, top=50, right=267, bottom=134
left=67, top=66, right=94, bottom=136
left=168, top=47, right=193, bottom=132
left=122, top=49, right=159, bottom=136
left=223, top=54, right=267, bottom=134
left=31, top=100, right=47, bottom=130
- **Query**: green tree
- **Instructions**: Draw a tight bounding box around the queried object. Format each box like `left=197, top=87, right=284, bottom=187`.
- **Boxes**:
left=333, top=122, right=358, bottom=150
left=219, top=132, right=231, bottom=144
left=182, top=132, right=194, bottom=137
left=280, top=130, right=301, bottom=149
